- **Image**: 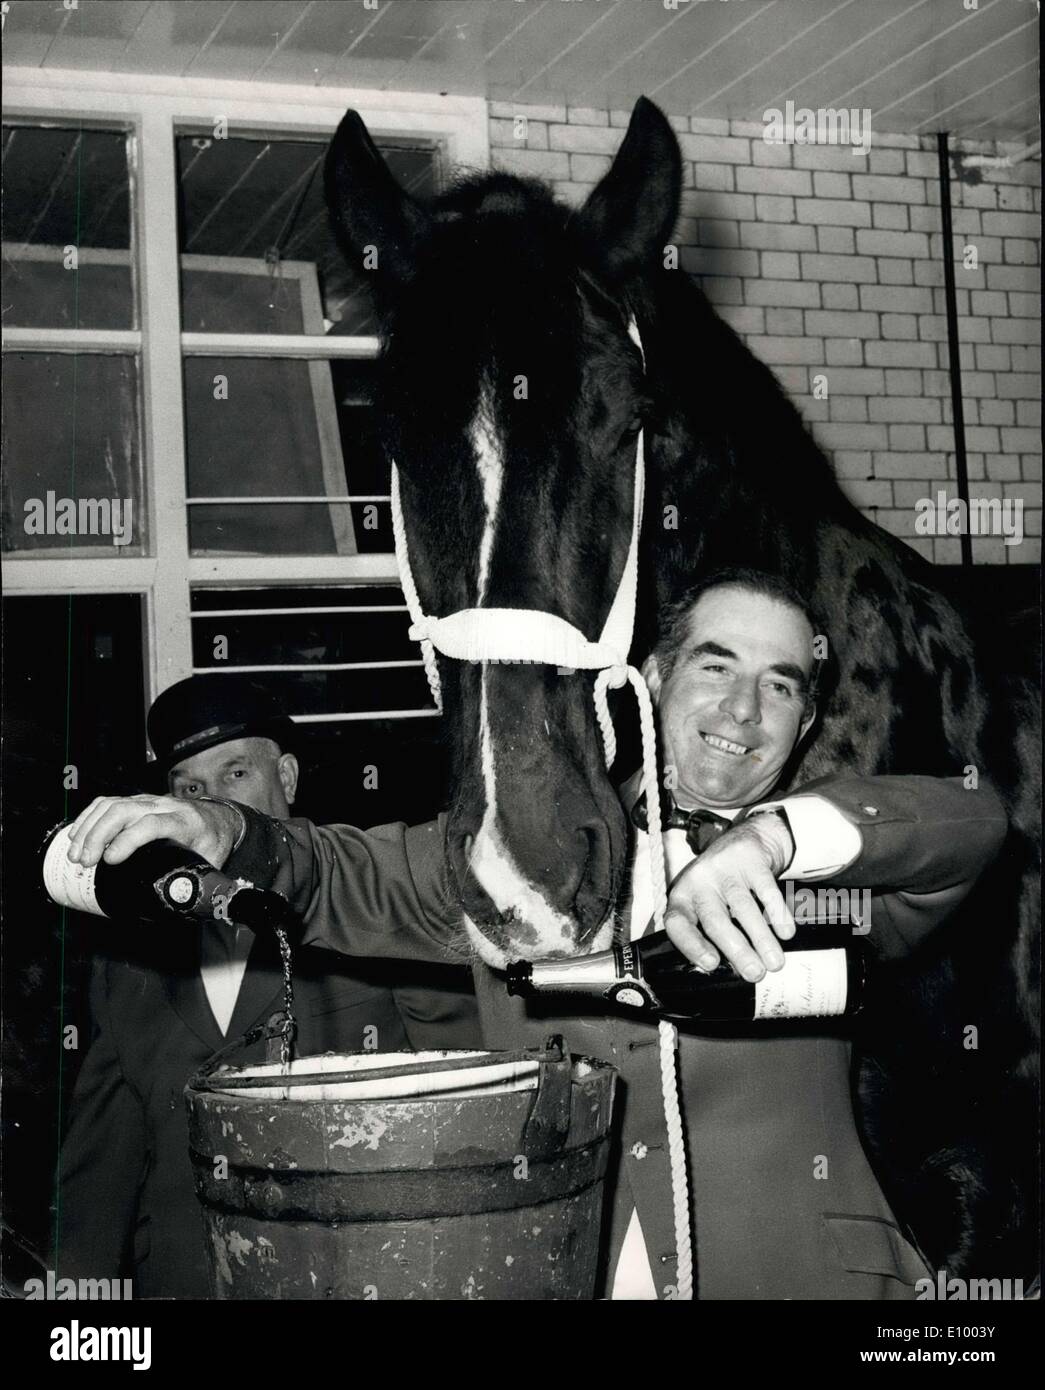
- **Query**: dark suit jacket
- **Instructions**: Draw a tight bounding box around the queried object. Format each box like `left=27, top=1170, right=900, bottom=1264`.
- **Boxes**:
left=221, top=775, right=1007, bottom=1300
left=57, top=917, right=480, bottom=1299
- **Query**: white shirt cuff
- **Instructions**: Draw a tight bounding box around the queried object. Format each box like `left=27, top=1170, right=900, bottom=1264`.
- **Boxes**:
left=750, top=794, right=863, bottom=881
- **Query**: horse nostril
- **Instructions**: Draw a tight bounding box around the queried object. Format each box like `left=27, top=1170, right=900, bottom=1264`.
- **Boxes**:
left=571, top=826, right=613, bottom=937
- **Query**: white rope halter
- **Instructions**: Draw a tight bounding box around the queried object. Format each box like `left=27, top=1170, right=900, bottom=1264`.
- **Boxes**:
left=389, top=318, right=694, bottom=1300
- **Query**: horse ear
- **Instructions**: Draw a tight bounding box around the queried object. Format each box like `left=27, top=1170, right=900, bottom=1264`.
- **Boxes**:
left=324, top=109, right=430, bottom=291
left=576, top=96, right=682, bottom=281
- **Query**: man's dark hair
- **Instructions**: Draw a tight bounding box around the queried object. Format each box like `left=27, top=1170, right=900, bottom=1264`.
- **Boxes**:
left=654, top=567, right=828, bottom=714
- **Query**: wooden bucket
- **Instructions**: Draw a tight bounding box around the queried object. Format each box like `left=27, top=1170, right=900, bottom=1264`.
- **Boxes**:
left=185, top=1036, right=616, bottom=1300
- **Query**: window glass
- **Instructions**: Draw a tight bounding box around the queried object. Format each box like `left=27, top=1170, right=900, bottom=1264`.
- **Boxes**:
left=175, top=133, right=438, bottom=334
left=184, top=357, right=390, bottom=556
left=2, top=125, right=135, bottom=330
left=175, top=130, right=435, bottom=558
left=2, top=354, right=144, bottom=555
left=190, top=587, right=433, bottom=715
left=181, top=260, right=307, bottom=334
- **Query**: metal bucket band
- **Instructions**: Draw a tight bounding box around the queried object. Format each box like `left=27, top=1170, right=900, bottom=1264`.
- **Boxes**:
left=191, top=1140, right=609, bottom=1222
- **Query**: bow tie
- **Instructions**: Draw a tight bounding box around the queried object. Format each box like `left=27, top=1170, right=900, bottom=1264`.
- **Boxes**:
left=630, top=793, right=733, bottom=856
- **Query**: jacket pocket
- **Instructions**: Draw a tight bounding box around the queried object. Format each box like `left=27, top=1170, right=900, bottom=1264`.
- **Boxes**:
left=823, top=1213, right=932, bottom=1286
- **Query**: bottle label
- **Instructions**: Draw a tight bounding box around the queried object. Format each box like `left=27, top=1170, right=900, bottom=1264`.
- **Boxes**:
left=159, top=870, right=203, bottom=912
left=753, top=948, right=848, bottom=1019
left=42, top=824, right=106, bottom=917
left=612, top=984, right=651, bottom=1010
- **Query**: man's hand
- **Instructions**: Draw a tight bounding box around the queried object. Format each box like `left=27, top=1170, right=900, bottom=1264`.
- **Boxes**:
left=66, top=795, right=242, bottom=871
left=663, top=816, right=797, bottom=981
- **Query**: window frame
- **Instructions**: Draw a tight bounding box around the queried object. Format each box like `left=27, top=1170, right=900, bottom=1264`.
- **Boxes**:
left=2, top=67, right=488, bottom=711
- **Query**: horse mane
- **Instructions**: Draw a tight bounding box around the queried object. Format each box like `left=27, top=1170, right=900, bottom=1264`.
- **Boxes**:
left=434, top=170, right=567, bottom=224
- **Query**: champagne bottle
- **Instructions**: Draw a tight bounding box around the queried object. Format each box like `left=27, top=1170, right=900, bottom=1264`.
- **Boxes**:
left=505, top=927, right=867, bottom=1022
left=41, top=821, right=292, bottom=932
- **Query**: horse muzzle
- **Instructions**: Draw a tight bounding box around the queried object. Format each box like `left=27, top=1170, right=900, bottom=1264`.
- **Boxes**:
left=448, top=809, right=622, bottom=965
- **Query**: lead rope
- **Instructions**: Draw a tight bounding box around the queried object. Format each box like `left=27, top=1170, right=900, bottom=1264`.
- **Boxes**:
left=593, top=667, right=694, bottom=1301
left=389, top=320, right=693, bottom=1302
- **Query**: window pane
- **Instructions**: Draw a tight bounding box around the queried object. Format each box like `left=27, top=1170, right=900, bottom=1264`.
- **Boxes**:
left=188, top=501, right=359, bottom=557
left=190, top=587, right=434, bottom=716
left=175, top=132, right=439, bottom=334
left=184, top=356, right=390, bottom=556
left=331, top=358, right=391, bottom=554
left=191, top=586, right=415, bottom=666
left=181, top=259, right=306, bottom=334
left=2, top=354, right=144, bottom=555
left=1, top=125, right=134, bottom=330
left=234, top=665, right=431, bottom=716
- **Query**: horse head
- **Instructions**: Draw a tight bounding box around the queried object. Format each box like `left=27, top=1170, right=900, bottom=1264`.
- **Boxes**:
left=326, top=99, right=681, bottom=967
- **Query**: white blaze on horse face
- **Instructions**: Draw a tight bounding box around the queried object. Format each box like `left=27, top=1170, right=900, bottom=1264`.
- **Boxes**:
left=471, top=393, right=503, bottom=889
left=464, top=397, right=581, bottom=965
left=464, top=681, right=583, bottom=968
left=471, top=396, right=502, bottom=604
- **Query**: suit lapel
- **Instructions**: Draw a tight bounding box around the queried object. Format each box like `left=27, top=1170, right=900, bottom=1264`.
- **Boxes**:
left=162, top=926, right=283, bottom=1053
left=162, top=926, right=226, bottom=1053
left=224, top=927, right=284, bottom=1044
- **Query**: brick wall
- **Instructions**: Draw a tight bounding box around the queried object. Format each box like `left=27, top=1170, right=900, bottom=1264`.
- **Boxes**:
left=489, top=103, right=1041, bottom=565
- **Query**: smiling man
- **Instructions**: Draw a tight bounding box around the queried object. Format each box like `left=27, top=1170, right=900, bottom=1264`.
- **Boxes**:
left=62, top=576, right=1007, bottom=1301
left=655, top=575, right=819, bottom=809
left=576, top=568, right=1008, bottom=1299
left=629, top=570, right=833, bottom=980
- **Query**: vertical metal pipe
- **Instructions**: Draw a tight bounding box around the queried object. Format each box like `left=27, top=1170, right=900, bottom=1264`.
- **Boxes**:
left=936, top=132, right=973, bottom=567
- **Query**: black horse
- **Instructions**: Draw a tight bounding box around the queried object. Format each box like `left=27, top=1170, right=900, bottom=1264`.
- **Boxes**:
left=325, top=97, right=1038, bottom=1278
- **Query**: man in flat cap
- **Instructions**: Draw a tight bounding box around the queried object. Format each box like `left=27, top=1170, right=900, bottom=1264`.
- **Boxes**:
left=56, top=674, right=480, bottom=1299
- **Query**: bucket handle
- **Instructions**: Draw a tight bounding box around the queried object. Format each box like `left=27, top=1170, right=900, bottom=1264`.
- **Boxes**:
left=187, top=1011, right=295, bottom=1092
left=521, top=1035, right=575, bottom=1161
left=188, top=1025, right=573, bottom=1100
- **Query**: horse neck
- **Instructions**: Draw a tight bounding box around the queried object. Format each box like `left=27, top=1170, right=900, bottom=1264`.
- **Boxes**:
left=635, top=273, right=845, bottom=609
